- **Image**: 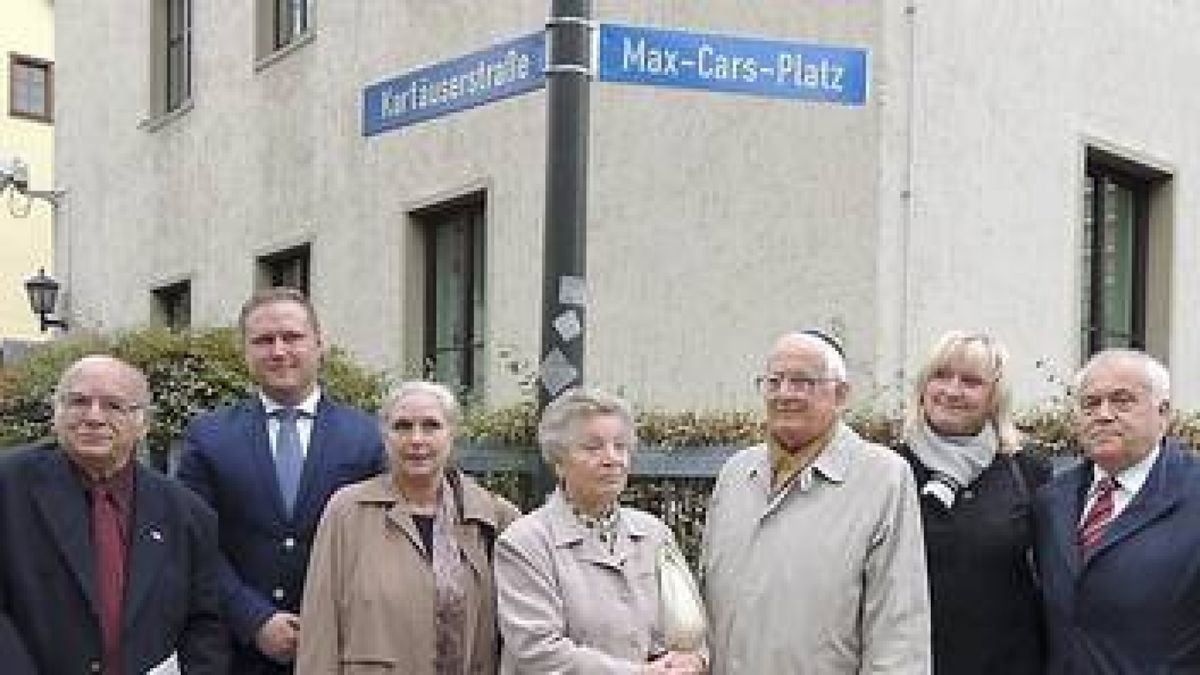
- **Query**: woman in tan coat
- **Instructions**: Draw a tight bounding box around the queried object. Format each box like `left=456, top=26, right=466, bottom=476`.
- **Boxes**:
left=494, top=388, right=706, bottom=674
left=297, top=381, right=519, bottom=674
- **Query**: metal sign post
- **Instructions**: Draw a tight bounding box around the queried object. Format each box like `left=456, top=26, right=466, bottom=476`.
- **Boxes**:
left=536, top=0, right=593, bottom=496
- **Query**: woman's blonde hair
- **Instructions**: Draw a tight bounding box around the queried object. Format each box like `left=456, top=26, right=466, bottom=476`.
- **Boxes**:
left=904, top=330, right=1022, bottom=454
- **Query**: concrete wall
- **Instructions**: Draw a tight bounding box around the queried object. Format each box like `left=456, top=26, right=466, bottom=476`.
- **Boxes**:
left=0, top=0, right=55, bottom=342
left=903, top=0, right=1200, bottom=407
left=54, top=0, right=1200, bottom=411
left=585, top=2, right=882, bottom=409
left=55, top=0, right=883, bottom=410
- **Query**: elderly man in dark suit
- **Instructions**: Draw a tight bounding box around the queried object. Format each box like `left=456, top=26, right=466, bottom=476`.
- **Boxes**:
left=1035, top=348, right=1200, bottom=673
left=0, top=355, right=229, bottom=674
left=177, top=287, right=384, bottom=673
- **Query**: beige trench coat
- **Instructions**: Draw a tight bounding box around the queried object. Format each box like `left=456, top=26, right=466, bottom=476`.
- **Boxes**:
left=297, top=471, right=519, bottom=674
left=494, top=489, right=685, bottom=674
left=702, top=422, right=931, bottom=674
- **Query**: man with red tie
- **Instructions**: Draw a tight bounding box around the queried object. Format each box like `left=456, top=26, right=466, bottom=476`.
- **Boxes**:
left=0, top=355, right=229, bottom=674
left=1034, top=348, right=1200, bottom=673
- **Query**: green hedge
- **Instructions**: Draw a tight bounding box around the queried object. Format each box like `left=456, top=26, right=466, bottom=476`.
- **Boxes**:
left=0, top=327, right=386, bottom=456
left=3, top=326, right=1198, bottom=458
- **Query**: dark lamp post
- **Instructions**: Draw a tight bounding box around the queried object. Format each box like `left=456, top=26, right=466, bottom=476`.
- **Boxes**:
left=24, top=268, right=68, bottom=332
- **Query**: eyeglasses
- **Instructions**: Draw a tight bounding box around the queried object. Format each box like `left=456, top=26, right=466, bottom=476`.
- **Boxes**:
left=1078, top=390, right=1143, bottom=416
left=755, top=373, right=839, bottom=394
left=59, top=393, right=144, bottom=419
left=387, top=418, right=445, bottom=434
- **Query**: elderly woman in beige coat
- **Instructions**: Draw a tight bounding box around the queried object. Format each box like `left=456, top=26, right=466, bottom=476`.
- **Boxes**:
left=297, top=381, right=519, bottom=674
left=494, top=388, right=706, bottom=674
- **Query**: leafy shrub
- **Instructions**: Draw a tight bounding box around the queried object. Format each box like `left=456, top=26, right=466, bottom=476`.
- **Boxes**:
left=0, top=327, right=387, bottom=457
left=4, top=328, right=1197, bottom=460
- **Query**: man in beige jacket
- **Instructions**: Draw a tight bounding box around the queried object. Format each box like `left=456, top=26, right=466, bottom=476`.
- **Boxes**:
left=702, top=331, right=931, bottom=674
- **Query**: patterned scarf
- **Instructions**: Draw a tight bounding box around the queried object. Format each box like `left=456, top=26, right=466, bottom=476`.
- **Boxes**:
left=567, top=491, right=620, bottom=555
left=429, top=475, right=468, bottom=675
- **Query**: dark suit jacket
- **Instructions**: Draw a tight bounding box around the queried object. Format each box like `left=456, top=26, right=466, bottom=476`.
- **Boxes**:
left=1034, top=438, right=1200, bottom=674
left=0, top=441, right=229, bottom=674
left=176, top=394, right=383, bottom=671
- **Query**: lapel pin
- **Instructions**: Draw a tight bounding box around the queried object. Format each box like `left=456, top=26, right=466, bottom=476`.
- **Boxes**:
left=150, top=529, right=164, bottom=542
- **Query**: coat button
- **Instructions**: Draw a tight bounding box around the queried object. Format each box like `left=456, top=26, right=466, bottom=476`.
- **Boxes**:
left=272, top=587, right=285, bottom=601
left=283, top=537, right=296, bottom=550
left=89, top=661, right=102, bottom=673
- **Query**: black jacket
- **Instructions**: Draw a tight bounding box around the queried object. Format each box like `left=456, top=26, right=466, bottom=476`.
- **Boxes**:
left=898, top=443, right=1051, bottom=675
left=0, top=441, right=230, bottom=674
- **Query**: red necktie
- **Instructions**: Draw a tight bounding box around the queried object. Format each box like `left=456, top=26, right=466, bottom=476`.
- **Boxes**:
left=1078, top=476, right=1118, bottom=554
left=92, top=486, right=126, bottom=675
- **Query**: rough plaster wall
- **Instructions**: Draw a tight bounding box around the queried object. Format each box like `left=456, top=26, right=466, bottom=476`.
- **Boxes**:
left=587, top=1, right=883, bottom=410
left=56, top=1, right=1199, bottom=410
left=906, top=0, right=1200, bottom=408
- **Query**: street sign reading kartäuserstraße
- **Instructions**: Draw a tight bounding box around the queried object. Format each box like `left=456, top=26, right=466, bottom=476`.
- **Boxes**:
left=360, top=24, right=869, bottom=138
left=597, top=23, right=869, bottom=105
left=362, top=31, right=546, bottom=136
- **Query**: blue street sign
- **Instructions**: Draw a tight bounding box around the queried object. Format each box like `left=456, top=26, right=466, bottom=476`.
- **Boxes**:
left=363, top=31, right=546, bottom=137
left=597, top=23, right=869, bottom=105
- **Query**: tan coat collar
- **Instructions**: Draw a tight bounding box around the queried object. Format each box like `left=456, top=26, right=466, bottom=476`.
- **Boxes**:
left=352, top=471, right=503, bottom=528
left=751, top=421, right=856, bottom=488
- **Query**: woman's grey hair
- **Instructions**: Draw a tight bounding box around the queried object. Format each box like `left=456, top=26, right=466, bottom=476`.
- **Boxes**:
left=1075, top=349, right=1171, bottom=403
left=538, top=388, right=637, bottom=467
left=904, top=331, right=1021, bottom=454
left=378, top=380, right=462, bottom=430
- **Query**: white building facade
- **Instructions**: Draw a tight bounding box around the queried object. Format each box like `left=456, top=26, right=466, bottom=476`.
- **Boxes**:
left=54, top=1, right=1200, bottom=410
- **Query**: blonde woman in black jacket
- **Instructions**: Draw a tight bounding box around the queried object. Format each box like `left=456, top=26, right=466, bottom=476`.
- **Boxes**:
left=897, top=331, right=1051, bottom=674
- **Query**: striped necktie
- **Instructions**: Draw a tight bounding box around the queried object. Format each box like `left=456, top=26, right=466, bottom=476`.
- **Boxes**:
left=1078, top=476, right=1119, bottom=554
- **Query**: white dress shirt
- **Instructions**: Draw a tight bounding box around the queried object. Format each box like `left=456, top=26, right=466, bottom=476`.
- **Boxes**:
left=260, top=387, right=321, bottom=459
left=1081, top=441, right=1161, bottom=524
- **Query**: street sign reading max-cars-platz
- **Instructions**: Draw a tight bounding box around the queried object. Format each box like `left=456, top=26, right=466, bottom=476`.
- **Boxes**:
left=362, top=23, right=869, bottom=136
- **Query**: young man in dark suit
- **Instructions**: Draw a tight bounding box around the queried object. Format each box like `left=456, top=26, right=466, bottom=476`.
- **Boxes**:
left=1035, top=348, right=1200, bottom=672
left=0, top=355, right=229, bottom=674
left=177, top=288, right=384, bottom=673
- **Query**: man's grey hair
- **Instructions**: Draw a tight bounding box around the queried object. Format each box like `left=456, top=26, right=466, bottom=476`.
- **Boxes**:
left=53, top=354, right=152, bottom=409
left=537, top=388, right=637, bottom=467
left=1075, top=349, right=1171, bottom=402
left=767, top=332, right=848, bottom=382
left=378, top=380, right=462, bottom=430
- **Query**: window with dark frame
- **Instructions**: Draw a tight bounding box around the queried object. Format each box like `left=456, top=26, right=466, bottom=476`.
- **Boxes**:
left=274, top=0, right=309, bottom=50
left=153, top=281, right=192, bottom=330
left=1081, top=156, right=1151, bottom=358
left=9, top=53, right=53, bottom=123
left=417, top=197, right=486, bottom=396
left=165, top=0, right=192, bottom=112
left=258, top=244, right=311, bottom=296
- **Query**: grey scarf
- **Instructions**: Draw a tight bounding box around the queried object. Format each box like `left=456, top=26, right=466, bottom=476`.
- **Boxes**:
left=909, top=420, right=998, bottom=509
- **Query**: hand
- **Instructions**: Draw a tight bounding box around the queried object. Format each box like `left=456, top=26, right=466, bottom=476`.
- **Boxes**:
left=254, top=611, right=301, bottom=663
left=659, top=650, right=707, bottom=674
left=640, top=661, right=672, bottom=675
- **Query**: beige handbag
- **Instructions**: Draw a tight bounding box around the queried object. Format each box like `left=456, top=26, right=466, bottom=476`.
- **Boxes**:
left=656, top=543, right=707, bottom=652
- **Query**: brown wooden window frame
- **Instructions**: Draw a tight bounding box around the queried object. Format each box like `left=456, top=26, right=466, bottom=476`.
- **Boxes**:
left=8, top=53, right=53, bottom=123
left=415, top=194, right=486, bottom=396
